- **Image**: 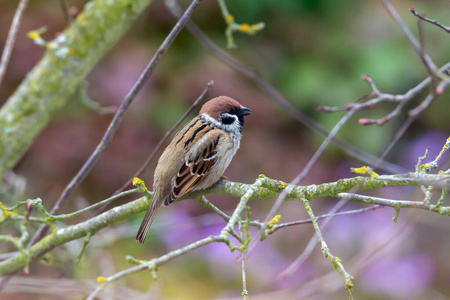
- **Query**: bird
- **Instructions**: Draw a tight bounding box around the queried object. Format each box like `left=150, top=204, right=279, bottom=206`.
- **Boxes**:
left=136, top=96, right=251, bottom=244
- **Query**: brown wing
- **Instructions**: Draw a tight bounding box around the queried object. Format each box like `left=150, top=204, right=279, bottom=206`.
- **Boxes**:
left=164, top=129, right=222, bottom=206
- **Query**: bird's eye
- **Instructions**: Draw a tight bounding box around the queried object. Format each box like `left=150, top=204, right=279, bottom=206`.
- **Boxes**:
left=221, top=114, right=235, bottom=125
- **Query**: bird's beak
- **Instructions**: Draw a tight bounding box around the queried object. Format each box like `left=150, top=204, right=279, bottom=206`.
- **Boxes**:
left=238, top=106, right=252, bottom=116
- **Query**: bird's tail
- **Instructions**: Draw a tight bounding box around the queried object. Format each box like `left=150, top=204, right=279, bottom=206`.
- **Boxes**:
left=136, top=199, right=161, bottom=244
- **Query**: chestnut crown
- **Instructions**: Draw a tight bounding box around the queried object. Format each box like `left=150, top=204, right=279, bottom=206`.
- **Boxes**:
left=200, top=96, right=251, bottom=128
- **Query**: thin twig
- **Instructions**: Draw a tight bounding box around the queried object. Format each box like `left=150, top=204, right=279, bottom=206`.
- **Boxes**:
left=408, top=90, right=439, bottom=116
left=377, top=82, right=445, bottom=162
left=299, top=196, right=354, bottom=297
left=239, top=211, right=250, bottom=300
left=200, top=195, right=383, bottom=234
left=0, top=0, right=30, bottom=88
left=26, top=0, right=204, bottom=248
left=409, top=8, right=450, bottom=34
left=53, top=189, right=139, bottom=220
left=165, top=0, right=404, bottom=175
left=271, top=205, right=381, bottom=233
left=241, top=250, right=249, bottom=300
left=377, top=115, right=415, bottom=162
left=380, top=0, right=440, bottom=78
left=338, top=192, right=437, bottom=210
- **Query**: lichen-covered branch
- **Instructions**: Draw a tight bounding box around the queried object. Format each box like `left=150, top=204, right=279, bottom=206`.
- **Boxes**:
left=0, top=0, right=153, bottom=180
left=338, top=192, right=450, bottom=216
left=299, top=196, right=354, bottom=298
left=0, top=173, right=434, bottom=277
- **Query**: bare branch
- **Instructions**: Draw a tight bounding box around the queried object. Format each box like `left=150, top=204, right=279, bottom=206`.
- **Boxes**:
left=409, top=8, right=450, bottom=34
left=0, top=0, right=29, bottom=88
left=377, top=115, right=415, bottom=161
left=338, top=192, right=448, bottom=212
left=271, top=205, right=382, bottom=234
left=322, top=62, right=450, bottom=124
left=380, top=0, right=440, bottom=77
left=321, top=60, right=450, bottom=166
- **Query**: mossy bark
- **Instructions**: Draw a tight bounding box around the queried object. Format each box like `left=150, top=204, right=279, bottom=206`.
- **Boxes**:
left=0, top=0, right=152, bottom=179
left=0, top=176, right=420, bottom=276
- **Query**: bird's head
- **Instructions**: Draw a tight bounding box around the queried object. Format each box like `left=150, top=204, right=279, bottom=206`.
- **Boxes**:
left=200, top=96, right=251, bottom=131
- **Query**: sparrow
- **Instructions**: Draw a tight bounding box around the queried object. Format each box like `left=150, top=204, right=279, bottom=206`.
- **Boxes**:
left=136, top=96, right=251, bottom=243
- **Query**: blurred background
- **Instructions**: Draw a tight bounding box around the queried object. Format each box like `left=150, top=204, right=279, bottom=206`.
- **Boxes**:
left=0, top=0, right=449, bottom=299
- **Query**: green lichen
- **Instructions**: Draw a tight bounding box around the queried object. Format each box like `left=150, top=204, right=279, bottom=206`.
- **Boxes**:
left=0, top=0, right=153, bottom=180
left=392, top=204, right=401, bottom=223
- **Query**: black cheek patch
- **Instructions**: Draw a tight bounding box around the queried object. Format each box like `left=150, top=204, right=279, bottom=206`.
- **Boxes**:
left=221, top=115, right=235, bottom=125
